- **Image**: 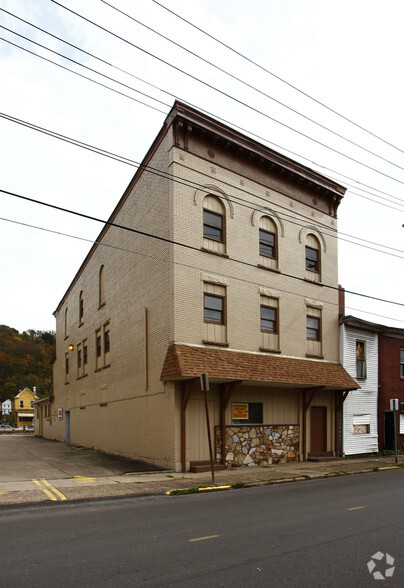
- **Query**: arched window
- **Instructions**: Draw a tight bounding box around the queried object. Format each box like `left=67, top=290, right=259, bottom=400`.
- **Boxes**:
left=305, top=234, right=321, bottom=281
left=258, top=216, right=278, bottom=270
left=99, top=265, right=105, bottom=307
left=79, top=290, right=84, bottom=325
left=203, top=195, right=226, bottom=254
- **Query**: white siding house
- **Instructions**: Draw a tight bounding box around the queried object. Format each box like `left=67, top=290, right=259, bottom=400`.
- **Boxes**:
left=340, top=316, right=379, bottom=455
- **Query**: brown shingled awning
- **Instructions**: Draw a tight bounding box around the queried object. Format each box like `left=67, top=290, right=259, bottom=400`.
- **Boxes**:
left=161, top=343, right=359, bottom=391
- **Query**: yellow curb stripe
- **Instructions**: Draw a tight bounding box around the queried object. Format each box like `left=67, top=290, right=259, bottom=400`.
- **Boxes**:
left=33, top=479, right=58, bottom=501
left=198, top=485, right=231, bottom=493
left=378, top=466, right=399, bottom=471
left=348, top=506, right=366, bottom=511
left=40, top=478, right=67, bottom=501
left=189, top=535, right=220, bottom=542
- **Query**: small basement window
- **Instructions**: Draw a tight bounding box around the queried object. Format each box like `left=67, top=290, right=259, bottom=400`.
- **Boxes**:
left=232, top=402, right=263, bottom=425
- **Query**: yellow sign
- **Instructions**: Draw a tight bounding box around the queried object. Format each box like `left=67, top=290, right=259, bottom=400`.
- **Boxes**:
left=232, top=403, right=249, bottom=419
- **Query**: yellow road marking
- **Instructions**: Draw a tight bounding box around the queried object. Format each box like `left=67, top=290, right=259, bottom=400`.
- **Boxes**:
left=189, top=535, right=220, bottom=542
left=73, top=476, right=96, bottom=484
left=348, top=506, right=366, bottom=511
left=33, top=479, right=67, bottom=501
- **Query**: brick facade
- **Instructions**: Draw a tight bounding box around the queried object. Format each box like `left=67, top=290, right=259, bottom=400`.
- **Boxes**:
left=378, top=334, right=404, bottom=450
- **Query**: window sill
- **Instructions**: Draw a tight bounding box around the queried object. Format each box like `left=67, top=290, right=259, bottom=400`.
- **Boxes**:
left=103, top=363, right=111, bottom=370
left=304, top=278, right=323, bottom=286
left=80, top=406, right=86, bottom=410
left=306, top=353, right=324, bottom=359
left=259, top=347, right=281, bottom=354
left=78, top=322, right=84, bottom=328
left=257, top=264, right=280, bottom=273
left=99, top=402, right=108, bottom=407
left=201, top=247, right=229, bottom=258
left=98, top=302, right=106, bottom=310
left=202, top=340, right=229, bottom=347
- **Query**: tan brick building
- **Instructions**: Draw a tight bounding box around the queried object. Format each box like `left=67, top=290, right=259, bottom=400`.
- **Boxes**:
left=37, top=102, right=358, bottom=471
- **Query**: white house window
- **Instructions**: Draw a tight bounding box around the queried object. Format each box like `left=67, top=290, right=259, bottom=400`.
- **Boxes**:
left=356, top=341, right=366, bottom=379
left=353, top=414, right=370, bottom=434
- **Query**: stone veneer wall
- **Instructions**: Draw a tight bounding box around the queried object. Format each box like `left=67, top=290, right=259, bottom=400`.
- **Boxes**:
left=215, top=425, right=299, bottom=467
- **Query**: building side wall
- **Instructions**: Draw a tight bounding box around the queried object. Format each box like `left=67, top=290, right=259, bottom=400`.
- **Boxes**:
left=47, top=129, right=178, bottom=468
left=340, top=324, right=378, bottom=455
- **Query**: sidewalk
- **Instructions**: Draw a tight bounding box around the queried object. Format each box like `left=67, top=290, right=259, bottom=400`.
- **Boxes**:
left=0, top=452, right=402, bottom=506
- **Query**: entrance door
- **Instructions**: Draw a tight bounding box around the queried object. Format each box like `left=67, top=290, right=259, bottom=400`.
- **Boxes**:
left=310, top=406, right=327, bottom=453
left=65, top=410, right=70, bottom=443
left=384, top=411, right=395, bottom=450
left=186, top=399, right=215, bottom=462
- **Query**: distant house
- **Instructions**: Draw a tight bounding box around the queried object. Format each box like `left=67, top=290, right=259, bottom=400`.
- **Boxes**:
left=12, top=388, right=38, bottom=428
left=339, top=316, right=379, bottom=455
left=1, top=399, right=12, bottom=421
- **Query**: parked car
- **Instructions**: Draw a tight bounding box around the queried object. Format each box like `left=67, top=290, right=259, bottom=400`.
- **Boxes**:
left=27, top=424, right=34, bottom=431
left=0, top=424, right=14, bottom=431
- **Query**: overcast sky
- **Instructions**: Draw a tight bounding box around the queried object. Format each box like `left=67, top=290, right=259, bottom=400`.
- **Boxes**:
left=0, top=0, right=403, bottom=333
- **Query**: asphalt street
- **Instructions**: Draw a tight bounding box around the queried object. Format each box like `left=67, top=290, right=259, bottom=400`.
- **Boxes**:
left=1, top=469, right=404, bottom=587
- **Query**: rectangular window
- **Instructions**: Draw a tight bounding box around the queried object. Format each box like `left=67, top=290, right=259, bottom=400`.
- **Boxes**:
left=260, top=305, right=277, bottom=333
left=104, top=328, right=110, bottom=354
left=356, top=341, right=366, bottom=378
left=353, top=414, right=370, bottom=434
left=232, top=402, right=263, bottom=425
left=77, top=348, right=82, bottom=369
left=259, top=229, right=275, bottom=258
left=204, top=294, right=224, bottom=324
left=20, top=400, right=24, bottom=408
left=401, top=349, right=404, bottom=378
left=83, top=341, right=88, bottom=366
left=307, top=315, right=320, bottom=340
left=305, top=246, right=319, bottom=272
left=65, top=355, right=69, bottom=375
left=30, top=401, right=34, bottom=408
left=203, top=210, right=223, bottom=242
left=96, top=332, right=102, bottom=358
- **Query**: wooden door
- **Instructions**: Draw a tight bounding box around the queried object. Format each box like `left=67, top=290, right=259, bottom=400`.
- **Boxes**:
left=310, top=406, right=327, bottom=453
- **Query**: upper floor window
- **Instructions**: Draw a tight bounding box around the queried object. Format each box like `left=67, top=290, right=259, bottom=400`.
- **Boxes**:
left=203, top=282, right=227, bottom=346
left=306, top=305, right=322, bottom=358
left=260, top=305, right=277, bottom=333
left=258, top=216, right=278, bottom=270
left=203, top=195, right=226, bottom=255
left=99, top=265, right=105, bottom=307
left=64, top=307, right=68, bottom=338
left=306, top=315, right=320, bottom=341
left=20, top=400, right=24, bottom=408
left=400, top=349, right=404, bottom=378
left=305, top=246, right=319, bottom=272
left=79, top=290, right=84, bottom=325
left=305, top=234, right=321, bottom=281
left=204, top=294, right=224, bottom=325
left=203, top=210, right=223, bottom=242
left=356, top=341, right=366, bottom=378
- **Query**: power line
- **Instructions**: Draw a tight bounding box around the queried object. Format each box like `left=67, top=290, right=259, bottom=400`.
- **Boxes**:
left=1, top=110, right=402, bottom=258
left=152, top=0, right=404, bottom=158
left=49, top=0, right=404, bottom=188
left=98, top=0, right=404, bottom=177
left=1, top=188, right=403, bottom=308
left=1, top=215, right=403, bottom=326
left=1, top=17, right=403, bottom=211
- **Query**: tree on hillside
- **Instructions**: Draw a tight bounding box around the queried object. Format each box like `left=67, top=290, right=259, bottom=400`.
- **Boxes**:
left=0, top=325, right=55, bottom=403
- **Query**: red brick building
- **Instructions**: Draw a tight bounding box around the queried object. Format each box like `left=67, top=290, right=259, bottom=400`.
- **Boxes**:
left=378, top=331, right=404, bottom=451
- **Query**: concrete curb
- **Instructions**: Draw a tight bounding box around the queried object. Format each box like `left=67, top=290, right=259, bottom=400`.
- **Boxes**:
left=164, top=465, right=403, bottom=496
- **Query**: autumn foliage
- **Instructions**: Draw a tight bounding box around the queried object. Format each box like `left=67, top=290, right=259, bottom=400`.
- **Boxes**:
left=0, top=325, right=55, bottom=402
